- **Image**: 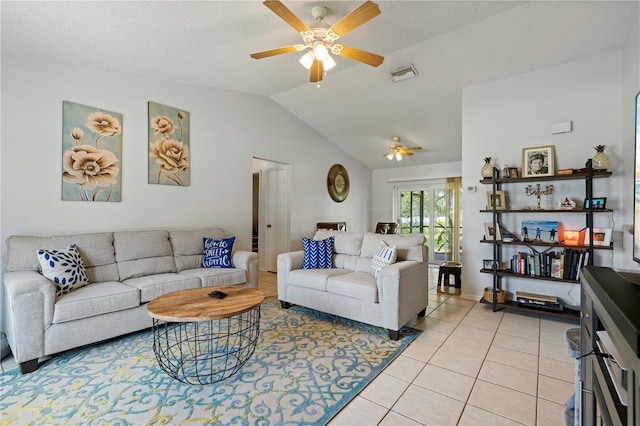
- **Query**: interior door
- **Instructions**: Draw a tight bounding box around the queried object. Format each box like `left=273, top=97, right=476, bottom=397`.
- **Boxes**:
left=262, top=167, right=287, bottom=272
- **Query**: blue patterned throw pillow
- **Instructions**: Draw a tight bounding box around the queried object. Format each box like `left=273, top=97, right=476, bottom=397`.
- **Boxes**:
left=201, top=237, right=235, bottom=268
left=37, top=244, right=90, bottom=297
left=302, top=236, right=334, bottom=269
left=371, top=242, right=397, bottom=278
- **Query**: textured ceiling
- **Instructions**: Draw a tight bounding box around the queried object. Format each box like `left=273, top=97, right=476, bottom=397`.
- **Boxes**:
left=2, top=1, right=637, bottom=169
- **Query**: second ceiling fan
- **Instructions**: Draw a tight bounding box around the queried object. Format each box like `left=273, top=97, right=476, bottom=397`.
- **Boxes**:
left=250, top=1, right=384, bottom=83
left=385, top=137, right=422, bottom=161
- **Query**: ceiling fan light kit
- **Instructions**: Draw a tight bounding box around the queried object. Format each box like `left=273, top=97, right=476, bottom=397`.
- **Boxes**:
left=250, top=1, right=384, bottom=84
left=384, top=136, right=422, bottom=161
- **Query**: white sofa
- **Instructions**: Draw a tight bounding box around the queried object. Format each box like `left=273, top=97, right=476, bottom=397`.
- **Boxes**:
left=2, top=228, right=257, bottom=373
left=277, top=230, right=429, bottom=339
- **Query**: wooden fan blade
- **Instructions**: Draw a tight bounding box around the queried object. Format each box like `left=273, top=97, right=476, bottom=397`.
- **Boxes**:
left=250, top=45, right=299, bottom=59
left=336, top=45, right=384, bottom=67
left=310, top=59, right=324, bottom=83
left=399, top=147, right=422, bottom=155
left=263, top=1, right=310, bottom=33
left=329, top=1, right=380, bottom=37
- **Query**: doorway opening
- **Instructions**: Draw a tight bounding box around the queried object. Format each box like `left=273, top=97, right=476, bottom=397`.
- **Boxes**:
left=252, top=158, right=291, bottom=272
left=394, top=177, right=462, bottom=264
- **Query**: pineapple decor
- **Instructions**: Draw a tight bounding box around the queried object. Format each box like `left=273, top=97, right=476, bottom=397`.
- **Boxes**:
left=481, top=157, right=494, bottom=178
left=592, top=145, right=611, bottom=171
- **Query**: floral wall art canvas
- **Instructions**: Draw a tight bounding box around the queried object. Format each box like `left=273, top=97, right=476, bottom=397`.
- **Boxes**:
left=148, top=102, right=190, bottom=186
left=61, top=101, right=122, bottom=202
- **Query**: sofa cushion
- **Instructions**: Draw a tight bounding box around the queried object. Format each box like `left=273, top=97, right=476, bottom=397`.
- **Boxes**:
left=287, top=268, right=351, bottom=292
left=302, top=237, right=334, bottom=269
left=122, top=273, right=201, bottom=303
left=170, top=228, right=227, bottom=271
left=327, top=272, right=378, bottom=303
left=313, top=230, right=363, bottom=255
left=180, top=268, right=246, bottom=286
left=37, top=244, right=90, bottom=297
left=361, top=233, right=425, bottom=262
left=371, top=242, right=397, bottom=278
left=201, top=237, right=235, bottom=268
left=5, top=233, right=118, bottom=281
left=52, top=281, right=139, bottom=324
left=333, top=253, right=359, bottom=270
left=114, top=231, right=176, bottom=280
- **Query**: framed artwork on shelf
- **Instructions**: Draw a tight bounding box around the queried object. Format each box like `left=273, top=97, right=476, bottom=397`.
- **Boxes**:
left=584, top=228, right=612, bottom=247
left=522, top=145, right=555, bottom=178
left=508, top=167, right=519, bottom=178
left=583, top=197, right=607, bottom=209
left=483, top=259, right=500, bottom=269
left=484, top=222, right=502, bottom=240
left=521, top=220, right=559, bottom=243
left=486, top=190, right=506, bottom=210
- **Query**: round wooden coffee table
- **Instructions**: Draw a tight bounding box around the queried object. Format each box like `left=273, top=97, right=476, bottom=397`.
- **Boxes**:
left=147, top=285, right=264, bottom=385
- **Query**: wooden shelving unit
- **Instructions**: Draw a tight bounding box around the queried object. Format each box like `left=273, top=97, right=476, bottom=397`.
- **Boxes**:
left=479, top=239, right=613, bottom=250
left=480, top=160, right=610, bottom=320
left=478, top=298, right=580, bottom=320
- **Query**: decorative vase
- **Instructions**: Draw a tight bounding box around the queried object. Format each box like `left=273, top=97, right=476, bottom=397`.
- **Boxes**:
left=481, top=157, right=494, bottom=178
left=592, top=145, right=611, bottom=171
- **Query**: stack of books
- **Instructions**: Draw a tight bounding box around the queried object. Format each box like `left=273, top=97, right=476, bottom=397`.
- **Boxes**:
left=516, top=291, right=563, bottom=311
left=509, top=248, right=589, bottom=280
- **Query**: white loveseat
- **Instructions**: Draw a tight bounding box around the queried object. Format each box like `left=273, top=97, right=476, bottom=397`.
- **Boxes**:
left=2, top=228, right=257, bottom=373
left=277, top=230, right=429, bottom=339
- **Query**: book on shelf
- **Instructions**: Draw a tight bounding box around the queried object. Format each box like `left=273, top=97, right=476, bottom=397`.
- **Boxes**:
left=504, top=248, right=587, bottom=280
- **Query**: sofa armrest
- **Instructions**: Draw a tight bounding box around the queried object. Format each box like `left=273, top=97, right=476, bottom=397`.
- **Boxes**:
left=378, top=261, right=429, bottom=329
left=276, top=251, right=304, bottom=301
left=232, top=250, right=259, bottom=288
left=3, top=271, right=56, bottom=363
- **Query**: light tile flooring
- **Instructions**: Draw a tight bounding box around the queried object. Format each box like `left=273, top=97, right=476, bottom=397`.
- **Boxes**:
left=322, top=267, right=576, bottom=426
left=1, top=268, right=576, bottom=426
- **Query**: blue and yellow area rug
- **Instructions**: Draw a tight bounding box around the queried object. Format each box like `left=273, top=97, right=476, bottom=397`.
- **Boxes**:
left=0, top=298, right=419, bottom=425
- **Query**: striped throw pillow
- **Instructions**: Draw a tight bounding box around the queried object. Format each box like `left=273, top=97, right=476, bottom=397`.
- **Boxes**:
left=371, top=242, right=397, bottom=278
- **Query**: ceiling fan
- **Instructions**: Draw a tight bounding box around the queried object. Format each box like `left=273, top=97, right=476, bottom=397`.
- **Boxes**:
left=250, top=1, right=384, bottom=83
left=385, top=136, right=422, bottom=161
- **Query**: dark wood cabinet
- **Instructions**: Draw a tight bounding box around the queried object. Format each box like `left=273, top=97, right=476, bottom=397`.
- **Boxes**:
left=580, top=266, right=640, bottom=425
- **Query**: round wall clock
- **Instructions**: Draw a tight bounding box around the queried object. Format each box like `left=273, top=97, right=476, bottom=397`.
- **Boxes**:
left=327, top=164, right=350, bottom=203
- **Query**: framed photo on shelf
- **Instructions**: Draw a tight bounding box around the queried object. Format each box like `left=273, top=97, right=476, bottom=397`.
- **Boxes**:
left=521, top=220, right=559, bottom=243
left=486, top=190, right=506, bottom=210
left=584, top=228, right=612, bottom=246
left=484, top=222, right=501, bottom=240
left=522, top=145, right=555, bottom=178
left=483, top=259, right=500, bottom=269
left=508, top=167, right=519, bottom=178
left=583, top=197, right=607, bottom=209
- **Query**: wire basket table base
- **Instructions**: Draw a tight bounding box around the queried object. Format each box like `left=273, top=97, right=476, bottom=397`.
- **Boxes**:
left=151, top=307, right=261, bottom=385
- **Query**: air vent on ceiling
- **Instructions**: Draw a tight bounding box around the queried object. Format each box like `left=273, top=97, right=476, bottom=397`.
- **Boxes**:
left=390, top=64, right=418, bottom=82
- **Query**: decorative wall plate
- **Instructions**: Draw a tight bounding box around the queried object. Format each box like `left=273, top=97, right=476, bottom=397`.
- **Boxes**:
left=327, top=164, right=349, bottom=202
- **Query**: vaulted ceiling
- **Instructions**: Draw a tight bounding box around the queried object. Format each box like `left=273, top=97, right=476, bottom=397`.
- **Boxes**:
left=2, top=1, right=636, bottom=169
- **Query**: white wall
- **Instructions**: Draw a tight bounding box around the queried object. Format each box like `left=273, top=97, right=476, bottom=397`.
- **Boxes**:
left=0, top=55, right=372, bottom=328
left=371, top=162, right=462, bottom=227
left=461, top=50, right=634, bottom=306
